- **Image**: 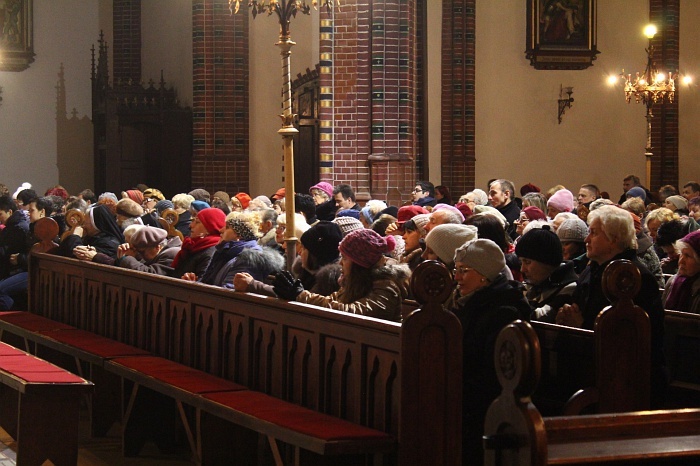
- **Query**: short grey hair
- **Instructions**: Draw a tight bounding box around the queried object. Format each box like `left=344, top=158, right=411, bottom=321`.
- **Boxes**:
left=587, top=205, right=637, bottom=251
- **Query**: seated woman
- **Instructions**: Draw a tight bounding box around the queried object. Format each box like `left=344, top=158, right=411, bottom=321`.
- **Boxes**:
left=182, top=211, right=284, bottom=288
left=450, top=238, right=530, bottom=464
left=115, top=226, right=182, bottom=275
left=663, top=230, right=700, bottom=313
left=398, top=214, right=429, bottom=270
left=170, top=207, right=225, bottom=279
left=58, top=204, right=125, bottom=263
left=272, top=229, right=410, bottom=322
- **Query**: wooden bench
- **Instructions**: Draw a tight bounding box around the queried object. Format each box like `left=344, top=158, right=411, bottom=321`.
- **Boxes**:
left=484, top=320, right=700, bottom=465
left=0, top=339, right=93, bottom=465
left=18, top=254, right=461, bottom=464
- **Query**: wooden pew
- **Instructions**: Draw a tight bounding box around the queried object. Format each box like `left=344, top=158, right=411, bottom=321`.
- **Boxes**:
left=24, top=253, right=461, bottom=464
left=0, top=340, right=93, bottom=465
left=663, top=309, right=700, bottom=408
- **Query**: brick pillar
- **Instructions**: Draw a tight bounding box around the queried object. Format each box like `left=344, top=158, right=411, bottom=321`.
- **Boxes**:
left=440, top=0, right=476, bottom=197
left=113, top=0, right=142, bottom=83
left=191, top=0, right=249, bottom=194
left=319, top=1, right=424, bottom=206
left=649, top=0, right=679, bottom=191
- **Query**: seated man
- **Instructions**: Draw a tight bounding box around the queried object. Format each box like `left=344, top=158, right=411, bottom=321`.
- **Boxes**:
left=557, top=205, right=666, bottom=407
left=515, top=226, right=577, bottom=322
left=411, top=181, right=437, bottom=208
left=115, top=226, right=181, bottom=276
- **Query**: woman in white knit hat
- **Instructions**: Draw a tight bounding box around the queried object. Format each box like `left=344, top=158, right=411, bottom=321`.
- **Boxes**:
left=450, top=238, right=530, bottom=465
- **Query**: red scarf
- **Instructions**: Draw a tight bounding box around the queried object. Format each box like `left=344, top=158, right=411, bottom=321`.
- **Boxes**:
left=171, top=235, right=220, bottom=269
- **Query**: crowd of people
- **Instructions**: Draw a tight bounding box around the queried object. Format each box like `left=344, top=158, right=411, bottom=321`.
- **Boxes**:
left=0, top=174, right=698, bottom=462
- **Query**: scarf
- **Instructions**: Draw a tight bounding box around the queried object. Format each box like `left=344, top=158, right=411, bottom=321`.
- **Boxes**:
left=171, top=235, right=220, bottom=269
left=665, top=274, right=699, bottom=311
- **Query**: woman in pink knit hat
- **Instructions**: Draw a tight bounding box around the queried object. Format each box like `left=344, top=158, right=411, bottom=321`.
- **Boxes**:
left=272, top=229, right=410, bottom=322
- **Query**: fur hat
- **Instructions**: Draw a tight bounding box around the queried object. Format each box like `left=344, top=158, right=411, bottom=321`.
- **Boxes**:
left=301, top=221, right=343, bottom=267
left=309, top=182, right=334, bottom=198
left=547, top=189, right=575, bottom=213
left=143, top=188, right=165, bottom=201
left=515, top=226, right=563, bottom=266
left=188, top=189, right=211, bottom=203
left=425, top=224, right=478, bottom=265
left=626, top=187, right=647, bottom=201
left=130, top=226, right=167, bottom=250
left=116, top=199, right=144, bottom=218
left=196, top=208, right=226, bottom=236
left=454, top=238, right=505, bottom=282
left=337, top=209, right=361, bottom=220
left=522, top=206, right=547, bottom=221
left=397, top=205, right=429, bottom=226
left=666, top=195, right=688, bottom=211
left=333, top=216, right=364, bottom=237
left=557, top=218, right=589, bottom=243
left=339, top=229, right=396, bottom=269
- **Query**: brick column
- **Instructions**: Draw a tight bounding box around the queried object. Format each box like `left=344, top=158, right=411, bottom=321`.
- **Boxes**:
left=440, top=0, right=476, bottom=197
left=113, top=0, right=142, bottom=83
left=649, top=0, right=679, bottom=191
left=191, top=0, right=249, bottom=194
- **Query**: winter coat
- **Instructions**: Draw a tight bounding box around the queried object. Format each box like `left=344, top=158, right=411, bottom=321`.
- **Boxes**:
left=117, top=236, right=182, bottom=276
left=663, top=273, right=700, bottom=314
left=199, top=240, right=285, bottom=288
left=0, top=210, right=30, bottom=278
left=526, top=261, right=578, bottom=322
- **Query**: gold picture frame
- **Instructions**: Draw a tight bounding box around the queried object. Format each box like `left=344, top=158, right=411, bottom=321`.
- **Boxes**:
left=526, top=0, right=599, bottom=70
left=0, top=0, right=34, bottom=72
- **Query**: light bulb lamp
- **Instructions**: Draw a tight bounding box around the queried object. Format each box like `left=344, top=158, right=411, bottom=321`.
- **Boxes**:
left=617, top=24, right=676, bottom=188
left=558, top=85, right=574, bottom=124
left=230, top=0, right=338, bottom=271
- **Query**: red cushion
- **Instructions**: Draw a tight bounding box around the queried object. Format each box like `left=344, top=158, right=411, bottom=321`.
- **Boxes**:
left=110, top=356, right=247, bottom=394
left=0, top=342, right=27, bottom=357
left=0, top=354, right=86, bottom=384
left=202, top=391, right=392, bottom=442
left=0, top=312, right=73, bottom=332
left=37, top=329, right=149, bottom=358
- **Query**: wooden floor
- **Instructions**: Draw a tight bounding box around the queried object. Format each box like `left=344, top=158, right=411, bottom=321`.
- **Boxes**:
left=0, top=409, right=194, bottom=466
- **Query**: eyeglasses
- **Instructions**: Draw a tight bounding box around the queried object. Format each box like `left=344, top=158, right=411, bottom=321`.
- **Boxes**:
left=453, top=266, right=474, bottom=276
left=412, top=189, right=423, bottom=194
left=514, top=217, right=530, bottom=224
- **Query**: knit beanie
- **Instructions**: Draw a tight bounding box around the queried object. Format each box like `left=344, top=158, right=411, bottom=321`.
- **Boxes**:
left=472, top=205, right=508, bottom=227
left=12, top=182, right=31, bottom=199
left=213, top=191, right=231, bottom=204
left=453, top=238, right=505, bottom=282
left=339, top=229, right=396, bottom=269
left=410, top=213, right=431, bottom=236
left=190, top=200, right=210, bottom=214
left=235, top=192, right=252, bottom=210
left=155, top=200, right=174, bottom=214
left=425, top=224, right=478, bottom=265
left=547, top=189, right=575, bottom=213
left=432, top=204, right=465, bottom=222
left=225, top=218, right=259, bottom=241
left=520, top=183, right=541, bottom=196
left=116, top=198, right=144, bottom=218
left=143, top=188, right=165, bottom=201
left=360, top=206, right=374, bottom=224
left=337, top=209, right=361, bottom=220
left=123, top=189, right=144, bottom=205
left=333, top=216, right=364, bottom=237
left=626, top=187, right=647, bottom=201
left=523, top=206, right=547, bottom=221
left=515, top=226, right=563, bottom=266
left=309, top=182, right=334, bottom=198
left=130, top=226, right=167, bottom=250
left=196, top=208, right=226, bottom=235
left=680, top=230, right=700, bottom=258
left=556, top=218, right=589, bottom=243
left=666, top=195, right=688, bottom=211
left=301, top=221, right=343, bottom=267
left=397, top=205, right=429, bottom=226
left=188, top=189, right=210, bottom=203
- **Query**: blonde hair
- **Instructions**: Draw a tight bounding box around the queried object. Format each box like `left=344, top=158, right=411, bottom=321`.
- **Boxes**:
left=644, top=207, right=678, bottom=228
left=172, top=193, right=195, bottom=210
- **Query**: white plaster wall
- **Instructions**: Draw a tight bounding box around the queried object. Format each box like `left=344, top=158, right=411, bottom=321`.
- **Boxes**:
left=0, top=0, right=99, bottom=194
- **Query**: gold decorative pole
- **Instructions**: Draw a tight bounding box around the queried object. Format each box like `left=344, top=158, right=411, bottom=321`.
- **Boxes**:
left=231, top=0, right=337, bottom=271
left=644, top=103, right=653, bottom=189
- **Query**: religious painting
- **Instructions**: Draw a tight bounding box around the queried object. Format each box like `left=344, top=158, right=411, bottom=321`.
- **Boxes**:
left=526, top=0, right=599, bottom=70
left=0, top=0, right=34, bottom=71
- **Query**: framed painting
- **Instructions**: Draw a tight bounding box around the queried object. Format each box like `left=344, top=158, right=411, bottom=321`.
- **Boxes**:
left=526, top=0, right=599, bottom=70
left=0, top=0, right=34, bottom=71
